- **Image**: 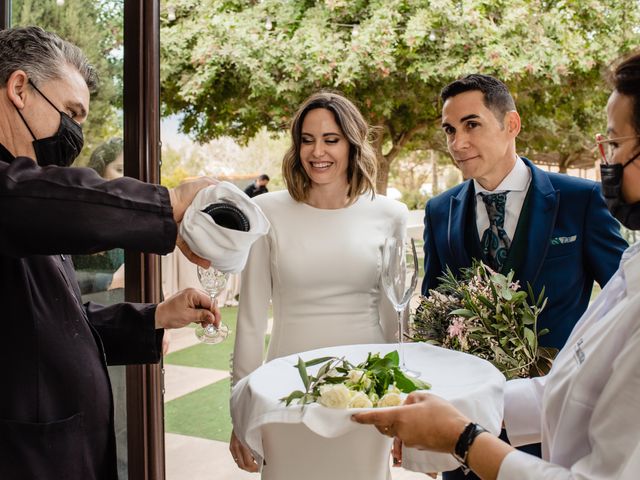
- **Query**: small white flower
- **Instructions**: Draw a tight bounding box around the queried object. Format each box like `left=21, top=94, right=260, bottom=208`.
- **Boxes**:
left=318, top=384, right=352, bottom=409
left=387, top=385, right=401, bottom=394
left=378, top=392, right=402, bottom=407
left=346, top=369, right=371, bottom=389
left=348, top=391, right=373, bottom=408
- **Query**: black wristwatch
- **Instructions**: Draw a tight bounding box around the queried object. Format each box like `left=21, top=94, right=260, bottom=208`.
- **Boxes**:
left=453, top=422, right=489, bottom=474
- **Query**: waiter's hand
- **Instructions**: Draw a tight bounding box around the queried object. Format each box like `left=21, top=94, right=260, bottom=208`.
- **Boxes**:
left=155, top=288, right=221, bottom=330
left=168, top=176, right=218, bottom=268
left=169, top=176, right=218, bottom=223
left=352, top=392, right=469, bottom=453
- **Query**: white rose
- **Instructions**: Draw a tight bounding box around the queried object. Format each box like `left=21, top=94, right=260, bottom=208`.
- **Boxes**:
left=318, top=384, right=352, bottom=409
left=378, top=392, right=402, bottom=407
left=347, top=369, right=371, bottom=389
left=387, top=385, right=401, bottom=395
left=348, top=391, right=373, bottom=409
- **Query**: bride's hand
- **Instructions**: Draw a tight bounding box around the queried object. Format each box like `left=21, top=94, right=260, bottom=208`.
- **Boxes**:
left=229, top=429, right=259, bottom=472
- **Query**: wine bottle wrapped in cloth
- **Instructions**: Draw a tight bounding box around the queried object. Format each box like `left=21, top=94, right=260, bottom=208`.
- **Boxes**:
left=179, top=182, right=271, bottom=273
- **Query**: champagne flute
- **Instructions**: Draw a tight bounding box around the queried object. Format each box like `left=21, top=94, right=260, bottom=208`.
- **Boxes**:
left=382, top=237, right=420, bottom=376
left=195, top=265, right=230, bottom=344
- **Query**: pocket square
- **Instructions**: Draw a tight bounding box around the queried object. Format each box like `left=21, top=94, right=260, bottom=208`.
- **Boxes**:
left=550, top=235, right=577, bottom=245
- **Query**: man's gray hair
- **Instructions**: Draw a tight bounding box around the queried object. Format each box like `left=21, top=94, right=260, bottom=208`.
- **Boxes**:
left=0, top=26, right=98, bottom=92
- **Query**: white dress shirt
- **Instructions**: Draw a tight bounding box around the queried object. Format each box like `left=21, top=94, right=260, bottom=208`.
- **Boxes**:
left=474, top=156, right=532, bottom=241
left=498, top=242, right=640, bottom=479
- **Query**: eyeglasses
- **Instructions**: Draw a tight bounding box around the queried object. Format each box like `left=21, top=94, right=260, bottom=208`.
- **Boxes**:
left=595, top=133, right=640, bottom=165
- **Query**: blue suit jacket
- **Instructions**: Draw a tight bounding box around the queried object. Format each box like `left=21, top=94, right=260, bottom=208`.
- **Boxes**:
left=422, top=158, right=627, bottom=350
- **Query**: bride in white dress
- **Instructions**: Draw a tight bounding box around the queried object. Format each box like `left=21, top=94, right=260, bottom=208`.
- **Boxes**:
left=230, top=91, right=408, bottom=475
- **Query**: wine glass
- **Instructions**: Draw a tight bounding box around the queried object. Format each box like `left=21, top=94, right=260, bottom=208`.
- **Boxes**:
left=195, top=266, right=230, bottom=344
left=382, top=237, right=420, bottom=377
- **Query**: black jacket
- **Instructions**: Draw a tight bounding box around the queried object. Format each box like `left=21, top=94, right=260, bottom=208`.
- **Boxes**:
left=243, top=182, right=268, bottom=198
left=0, top=146, right=175, bottom=480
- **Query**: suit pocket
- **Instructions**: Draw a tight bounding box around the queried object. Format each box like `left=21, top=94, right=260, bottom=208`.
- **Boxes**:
left=0, top=413, right=89, bottom=480
left=545, top=241, right=579, bottom=259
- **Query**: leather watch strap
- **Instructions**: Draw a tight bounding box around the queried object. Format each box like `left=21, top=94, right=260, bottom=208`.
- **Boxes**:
left=453, top=422, right=489, bottom=474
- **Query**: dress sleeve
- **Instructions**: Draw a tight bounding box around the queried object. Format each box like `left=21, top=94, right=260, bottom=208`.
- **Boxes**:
left=499, top=320, right=640, bottom=479
left=378, top=202, right=409, bottom=342
left=0, top=157, right=176, bottom=257
left=232, top=232, right=273, bottom=384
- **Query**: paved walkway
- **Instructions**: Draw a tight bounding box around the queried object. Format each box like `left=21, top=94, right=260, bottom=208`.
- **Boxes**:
left=163, top=327, right=431, bottom=480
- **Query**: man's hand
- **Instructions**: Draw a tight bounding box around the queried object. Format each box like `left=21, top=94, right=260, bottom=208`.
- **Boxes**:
left=176, top=235, right=211, bottom=269
left=168, top=176, right=218, bottom=268
left=352, top=392, right=469, bottom=453
left=168, top=176, right=218, bottom=224
left=155, top=288, right=221, bottom=330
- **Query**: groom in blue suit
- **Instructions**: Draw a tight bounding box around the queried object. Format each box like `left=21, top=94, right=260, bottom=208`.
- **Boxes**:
left=422, top=74, right=627, bottom=479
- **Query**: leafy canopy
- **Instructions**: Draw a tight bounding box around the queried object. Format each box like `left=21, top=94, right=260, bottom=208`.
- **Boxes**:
left=161, top=0, right=640, bottom=188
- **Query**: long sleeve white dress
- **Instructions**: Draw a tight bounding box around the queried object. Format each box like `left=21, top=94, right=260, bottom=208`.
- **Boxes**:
left=232, top=190, right=408, bottom=383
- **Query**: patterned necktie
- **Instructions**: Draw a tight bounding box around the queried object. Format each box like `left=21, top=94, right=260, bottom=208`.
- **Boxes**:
left=480, top=192, right=511, bottom=271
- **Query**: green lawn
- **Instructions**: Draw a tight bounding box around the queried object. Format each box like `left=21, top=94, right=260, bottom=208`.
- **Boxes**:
left=165, top=307, right=239, bottom=370
left=165, top=378, right=233, bottom=442
left=164, top=306, right=269, bottom=441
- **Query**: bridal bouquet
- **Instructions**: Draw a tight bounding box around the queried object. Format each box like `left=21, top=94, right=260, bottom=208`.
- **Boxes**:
left=280, top=351, right=431, bottom=409
left=411, top=261, right=555, bottom=379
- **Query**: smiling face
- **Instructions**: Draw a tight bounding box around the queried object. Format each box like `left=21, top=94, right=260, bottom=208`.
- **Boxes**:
left=606, top=90, right=640, bottom=203
left=441, top=90, right=520, bottom=191
left=299, top=108, right=350, bottom=189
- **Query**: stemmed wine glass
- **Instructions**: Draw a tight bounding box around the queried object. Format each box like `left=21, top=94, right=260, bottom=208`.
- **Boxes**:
left=195, top=265, right=230, bottom=344
left=381, top=237, right=420, bottom=377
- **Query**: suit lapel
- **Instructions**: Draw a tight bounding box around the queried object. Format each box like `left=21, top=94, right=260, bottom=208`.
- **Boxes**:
left=517, top=158, right=559, bottom=287
left=447, top=180, right=474, bottom=271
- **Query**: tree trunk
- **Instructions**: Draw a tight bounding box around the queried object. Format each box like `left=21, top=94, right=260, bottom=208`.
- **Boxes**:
left=558, top=155, right=569, bottom=174
left=373, top=129, right=389, bottom=194
left=431, top=150, right=438, bottom=196
left=376, top=150, right=391, bottom=194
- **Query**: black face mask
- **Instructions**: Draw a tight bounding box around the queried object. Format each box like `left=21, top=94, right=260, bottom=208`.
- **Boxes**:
left=15, top=80, right=84, bottom=167
left=600, top=149, right=640, bottom=230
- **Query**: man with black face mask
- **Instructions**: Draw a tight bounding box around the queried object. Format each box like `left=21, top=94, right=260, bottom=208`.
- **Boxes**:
left=0, top=27, right=222, bottom=479
left=12, top=78, right=84, bottom=167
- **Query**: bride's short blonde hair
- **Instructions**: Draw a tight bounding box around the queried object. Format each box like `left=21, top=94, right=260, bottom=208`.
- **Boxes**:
left=282, top=91, right=377, bottom=204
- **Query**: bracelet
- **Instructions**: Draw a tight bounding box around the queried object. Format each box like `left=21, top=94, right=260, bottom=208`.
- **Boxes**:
left=452, top=422, right=489, bottom=474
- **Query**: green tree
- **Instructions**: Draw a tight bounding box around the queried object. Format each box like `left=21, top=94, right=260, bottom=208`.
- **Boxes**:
left=12, top=0, right=123, bottom=165
left=161, top=0, right=640, bottom=192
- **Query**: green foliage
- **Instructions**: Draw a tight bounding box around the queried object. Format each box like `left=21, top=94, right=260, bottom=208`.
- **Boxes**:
left=281, top=350, right=430, bottom=408
left=12, top=0, right=124, bottom=165
left=161, top=0, right=640, bottom=190
left=413, top=261, right=556, bottom=379
left=400, top=189, right=429, bottom=210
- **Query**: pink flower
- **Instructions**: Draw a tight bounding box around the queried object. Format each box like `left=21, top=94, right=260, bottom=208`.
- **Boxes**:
left=447, top=317, right=466, bottom=338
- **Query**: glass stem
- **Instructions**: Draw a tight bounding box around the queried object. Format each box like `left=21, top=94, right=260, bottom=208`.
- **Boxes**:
left=397, top=309, right=406, bottom=368
left=209, top=295, right=217, bottom=331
